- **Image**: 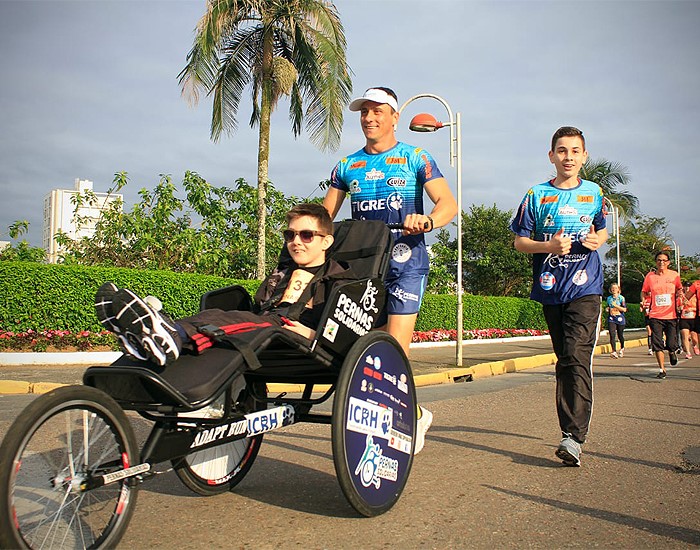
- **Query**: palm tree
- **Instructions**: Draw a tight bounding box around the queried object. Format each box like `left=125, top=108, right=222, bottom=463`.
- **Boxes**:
left=579, top=158, right=639, bottom=220
left=179, top=0, right=352, bottom=277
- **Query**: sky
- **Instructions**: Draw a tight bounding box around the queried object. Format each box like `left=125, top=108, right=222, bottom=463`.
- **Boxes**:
left=1, top=0, right=699, bottom=262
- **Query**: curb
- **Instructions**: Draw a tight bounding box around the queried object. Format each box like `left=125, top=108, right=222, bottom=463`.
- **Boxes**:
left=0, top=338, right=648, bottom=396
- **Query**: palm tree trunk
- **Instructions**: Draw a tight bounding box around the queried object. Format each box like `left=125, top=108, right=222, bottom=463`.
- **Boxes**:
left=256, top=29, right=274, bottom=279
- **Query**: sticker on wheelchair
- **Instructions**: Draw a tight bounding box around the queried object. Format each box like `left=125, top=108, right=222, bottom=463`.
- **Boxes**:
left=318, top=278, right=386, bottom=357
left=343, top=340, right=415, bottom=505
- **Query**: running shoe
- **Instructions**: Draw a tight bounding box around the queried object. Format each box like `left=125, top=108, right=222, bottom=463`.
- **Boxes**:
left=669, top=350, right=678, bottom=366
left=112, top=288, right=182, bottom=366
left=656, top=371, right=667, bottom=379
left=694, top=345, right=700, bottom=356
left=648, top=348, right=653, bottom=356
left=414, top=406, right=433, bottom=455
left=610, top=351, right=618, bottom=358
left=619, top=349, right=624, bottom=358
left=686, top=353, right=692, bottom=360
left=94, top=282, right=148, bottom=361
left=555, top=437, right=581, bottom=467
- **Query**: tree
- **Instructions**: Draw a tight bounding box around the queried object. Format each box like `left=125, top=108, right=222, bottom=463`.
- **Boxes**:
left=579, top=158, right=639, bottom=220
left=606, top=215, right=672, bottom=299
left=0, top=221, right=46, bottom=263
left=56, top=171, right=301, bottom=278
left=179, top=0, right=352, bottom=278
left=428, top=204, right=531, bottom=297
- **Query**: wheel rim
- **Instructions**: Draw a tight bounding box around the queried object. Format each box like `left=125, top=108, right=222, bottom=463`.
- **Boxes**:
left=11, top=405, right=132, bottom=549
left=185, top=438, right=254, bottom=484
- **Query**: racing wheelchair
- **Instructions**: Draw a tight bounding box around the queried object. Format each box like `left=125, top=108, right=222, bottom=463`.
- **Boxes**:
left=0, top=220, right=419, bottom=549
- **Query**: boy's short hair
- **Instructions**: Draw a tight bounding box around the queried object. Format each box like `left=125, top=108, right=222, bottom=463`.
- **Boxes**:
left=551, top=126, right=586, bottom=152
left=286, top=203, right=334, bottom=236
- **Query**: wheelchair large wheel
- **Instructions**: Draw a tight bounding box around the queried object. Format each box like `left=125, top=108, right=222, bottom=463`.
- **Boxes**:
left=0, top=385, right=139, bottom=550
left=172, top=381, right=266, bottom=496
left=331, top=331, right=417, bottom=517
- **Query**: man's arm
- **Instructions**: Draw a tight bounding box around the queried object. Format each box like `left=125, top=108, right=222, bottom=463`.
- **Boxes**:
left=403, top=177, right=457, bottom=234
left=323, top=187, right=346, bottom=220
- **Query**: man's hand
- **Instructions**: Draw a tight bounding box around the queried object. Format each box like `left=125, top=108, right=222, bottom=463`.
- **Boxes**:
left=549, top=228, right=571, bottom=255
left=402, top=213, right=432, bottom=235
left=581, top=225, right=602, bottom=251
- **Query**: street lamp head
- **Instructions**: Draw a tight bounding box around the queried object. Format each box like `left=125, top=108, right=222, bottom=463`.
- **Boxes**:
left=409, top=113, right=444, bottom=132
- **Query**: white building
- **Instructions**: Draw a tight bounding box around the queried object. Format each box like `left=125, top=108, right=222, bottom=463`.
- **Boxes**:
left=43, top=178, right=122, bottom=263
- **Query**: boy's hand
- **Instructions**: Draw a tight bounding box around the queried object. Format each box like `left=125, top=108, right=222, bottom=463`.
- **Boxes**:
left=582, top=225, right=603, bottom=251
left=549, top=228, right=571, bottom=255
left=282, top=319, right=315, bottom=340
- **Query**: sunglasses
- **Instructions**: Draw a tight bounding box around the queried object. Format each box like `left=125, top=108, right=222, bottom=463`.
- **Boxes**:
left=282, top=229, right=326, bottom=243
left=656, top=258, right=670, bottom=263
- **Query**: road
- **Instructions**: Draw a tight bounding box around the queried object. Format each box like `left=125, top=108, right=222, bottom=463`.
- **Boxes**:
left=1, top=345, right=698, bottom=548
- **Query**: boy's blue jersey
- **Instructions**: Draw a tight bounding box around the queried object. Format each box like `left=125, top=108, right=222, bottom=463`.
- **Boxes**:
left=510, top=179, right=607, bottom=305
left=330, top=141, right=444, bottom=276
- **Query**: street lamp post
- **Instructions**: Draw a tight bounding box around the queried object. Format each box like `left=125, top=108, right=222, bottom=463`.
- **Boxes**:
left=398, top=93, right=463, bottom=366
left=604, top=198, right=621, bottom=286
left=671, top=240, right=680, bottom=273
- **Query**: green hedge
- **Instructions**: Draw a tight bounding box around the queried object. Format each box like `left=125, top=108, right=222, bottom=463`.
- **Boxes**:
left=0, top=261, right=257, bottom=333
left=0, top=261, right=643, bottom=333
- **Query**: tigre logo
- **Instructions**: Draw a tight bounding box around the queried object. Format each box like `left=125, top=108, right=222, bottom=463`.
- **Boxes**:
left=387, top=192, right=403, bottom=211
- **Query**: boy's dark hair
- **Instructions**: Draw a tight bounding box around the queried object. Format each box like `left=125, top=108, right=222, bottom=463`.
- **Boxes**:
left=551, top=126, right=586, bottom=152
left=286, top=203, right=334, bottom=235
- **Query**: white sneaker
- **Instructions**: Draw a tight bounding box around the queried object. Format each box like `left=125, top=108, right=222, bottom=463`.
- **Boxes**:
left=610, top=351, right=618, bottom=358
left=648, top=348, right=653, bottom=356
left=619, top=349, right=624, bottom=358
left=414, top=406, right=433, bottom=454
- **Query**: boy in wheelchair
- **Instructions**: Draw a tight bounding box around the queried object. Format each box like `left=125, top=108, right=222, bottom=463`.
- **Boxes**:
left=94, top=202, right=432, bottom=453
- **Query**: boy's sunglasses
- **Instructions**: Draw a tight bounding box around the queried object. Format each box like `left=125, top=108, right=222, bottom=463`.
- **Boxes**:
left=282, top=229, right=326, bottom=243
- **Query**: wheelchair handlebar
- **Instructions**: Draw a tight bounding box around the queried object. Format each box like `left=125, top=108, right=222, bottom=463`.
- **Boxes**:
left=386, top=222, right=431, bottom=231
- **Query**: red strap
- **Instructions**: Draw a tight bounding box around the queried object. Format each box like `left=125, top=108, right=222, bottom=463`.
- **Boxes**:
left=190, top=321, right=274, bottom=354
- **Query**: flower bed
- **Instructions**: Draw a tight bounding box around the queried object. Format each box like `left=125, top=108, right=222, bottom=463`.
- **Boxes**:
left=0, top=329, right=118, bottom=352
left=0, top=327, right=549, bottom=352
left=412, top=328, right=548, bottom=343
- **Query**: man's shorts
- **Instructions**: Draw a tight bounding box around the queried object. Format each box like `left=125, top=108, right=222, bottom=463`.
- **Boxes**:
left=679, top=318, right=696, bottom=332
left=385, top=272, right=428, bottom=316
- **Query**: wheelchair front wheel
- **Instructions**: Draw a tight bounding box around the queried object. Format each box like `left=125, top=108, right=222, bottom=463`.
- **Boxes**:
left=0, top=385, right=140, bottom=550
left=173, top=381, right=266, bottom=496
left=332, top=331, right=417, bottom=517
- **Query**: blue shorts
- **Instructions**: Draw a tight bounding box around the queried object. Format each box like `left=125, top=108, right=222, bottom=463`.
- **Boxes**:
left=385, top=272, right=428, bottom=316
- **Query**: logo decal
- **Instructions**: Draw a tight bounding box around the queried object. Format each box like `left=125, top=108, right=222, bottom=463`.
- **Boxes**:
left=572, top=269, right=588, bottom=286
left=392, top=242, right=412, bottom=263
left=386, top=177, right=406, bottom=187
left=387, top=192, right=403, bottom=211
left=365, top=168, right=385, bottom=181
left=360, top=280, right=380, bottom=313
left=354, top=434, right=399, bottom=489
left=540, top=272, right=556, bottom=291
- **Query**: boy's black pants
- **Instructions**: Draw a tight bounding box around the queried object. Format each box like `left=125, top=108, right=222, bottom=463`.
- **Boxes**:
left=542, top=295, right=602, bottom=444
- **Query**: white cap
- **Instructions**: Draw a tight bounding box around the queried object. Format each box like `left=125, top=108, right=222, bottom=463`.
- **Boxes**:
left=348, top=88, right=399, bottom=112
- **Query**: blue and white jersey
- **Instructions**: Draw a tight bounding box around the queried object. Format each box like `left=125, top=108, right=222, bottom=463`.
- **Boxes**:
left=330, top=141, right=444, bottom=277
left=510, top=179, right=607, bottom=305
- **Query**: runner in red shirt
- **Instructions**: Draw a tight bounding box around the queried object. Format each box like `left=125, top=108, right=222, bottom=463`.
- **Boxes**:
left=642, top=251, right=683, bottom=378
left=684, top=278, right=700, bottom=356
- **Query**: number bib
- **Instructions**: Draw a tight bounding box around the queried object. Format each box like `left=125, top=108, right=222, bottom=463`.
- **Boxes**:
left=655, top=294, right=672, bottom=307
left=279, top=269, right=315, bottom=306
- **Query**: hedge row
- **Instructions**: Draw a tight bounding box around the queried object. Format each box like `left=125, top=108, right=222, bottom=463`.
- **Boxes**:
left=0, top=261, right=642, bottom=333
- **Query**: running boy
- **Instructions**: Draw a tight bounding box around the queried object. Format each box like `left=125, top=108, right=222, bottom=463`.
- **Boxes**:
left=510, top=126, right=608, bottom=467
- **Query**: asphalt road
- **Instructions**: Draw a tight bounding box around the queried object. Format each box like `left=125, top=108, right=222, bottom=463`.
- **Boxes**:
left=1, top=344, right=698, bottom=548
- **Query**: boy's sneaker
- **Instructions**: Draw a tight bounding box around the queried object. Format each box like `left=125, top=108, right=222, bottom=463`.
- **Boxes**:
left=656, top=370, right=667, bottom=379
left=95, top=282, right=148, bottom=361
left=669, top=350, right=678, bottom=366
left=610, top=351, right=618, bottom=358
left=414, top=406, right=433, bottom=455
left=112, top=288, right=182, bottom=366
left=555, top=437, right=581, bottom=467
left=619, top=349, right=624, bottom=358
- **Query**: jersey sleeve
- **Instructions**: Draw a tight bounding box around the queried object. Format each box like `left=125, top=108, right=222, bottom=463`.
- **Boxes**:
left=414, top=148, right=444, bottom=184
left=510, top=189, right=535, bottom=237
left=329, top=159, right=349, bottom=192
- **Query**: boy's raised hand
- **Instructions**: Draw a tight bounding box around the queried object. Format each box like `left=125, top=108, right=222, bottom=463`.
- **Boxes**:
left=549, top=227, right=571, bottom=255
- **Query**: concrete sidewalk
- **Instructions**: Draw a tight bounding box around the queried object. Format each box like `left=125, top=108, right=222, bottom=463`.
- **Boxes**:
left=0, top=330, right=648, bottom=395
